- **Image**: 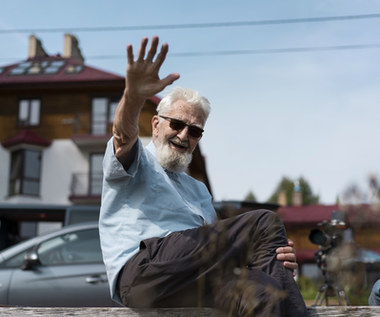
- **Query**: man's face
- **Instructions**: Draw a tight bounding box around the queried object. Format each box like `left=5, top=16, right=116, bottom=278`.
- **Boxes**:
left=152, top=99, right=205, bottom=172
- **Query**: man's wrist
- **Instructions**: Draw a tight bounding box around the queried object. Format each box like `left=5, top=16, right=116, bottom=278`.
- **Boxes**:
left=123, top=88, right=146, bottom=105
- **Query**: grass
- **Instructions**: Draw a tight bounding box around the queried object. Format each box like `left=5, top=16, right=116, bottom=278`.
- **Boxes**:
left=297, top=276, right=371, bottom=306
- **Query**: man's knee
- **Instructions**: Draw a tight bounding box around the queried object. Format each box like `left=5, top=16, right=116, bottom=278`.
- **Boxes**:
left=243, top=209, right=284, bottom=234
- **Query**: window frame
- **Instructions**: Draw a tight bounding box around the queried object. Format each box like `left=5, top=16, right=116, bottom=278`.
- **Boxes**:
left=91, top=97, right=118, bottom=135
left=8, top=148, right=42, bottom=197
left=18, top=98, right=41, bottom=127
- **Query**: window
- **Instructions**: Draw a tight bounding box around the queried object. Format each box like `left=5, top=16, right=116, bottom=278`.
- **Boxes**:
left=90, top=154, right=103, bottom=195
left=0, top=229, right=101, bottom=268
left=9, top=149, right=42, bottom=196
left=19, top=99, right=41, bottom=126
left=0, top=247, right=33, bottom=268
left=37, top=229, right=102, bottom=265
left=91, top=98, right=118, bottom=135
left=10, top=60, right=66, bottom=76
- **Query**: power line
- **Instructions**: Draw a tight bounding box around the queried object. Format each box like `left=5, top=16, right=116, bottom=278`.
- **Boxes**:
left=79, top=43, right=380, bottom=59
left=0, top=13, right=380, bottom=34
left=1, top=43, right=379, bottom=63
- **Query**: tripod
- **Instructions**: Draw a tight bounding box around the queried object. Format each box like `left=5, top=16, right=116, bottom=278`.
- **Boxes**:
left=313, top=275, right=350, bottom=306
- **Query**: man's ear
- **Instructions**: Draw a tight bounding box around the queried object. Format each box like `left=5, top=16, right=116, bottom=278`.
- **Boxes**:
left=152, top=115, right=159, bottom=137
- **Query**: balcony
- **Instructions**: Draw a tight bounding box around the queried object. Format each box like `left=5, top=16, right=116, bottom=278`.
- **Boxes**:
left=69, top=172, right=102, bottom=205
left=71, top=113, right=111, bottom=152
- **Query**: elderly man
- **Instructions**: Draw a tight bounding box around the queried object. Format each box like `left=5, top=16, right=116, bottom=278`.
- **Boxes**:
left=99, top=36, right=307, bottom=316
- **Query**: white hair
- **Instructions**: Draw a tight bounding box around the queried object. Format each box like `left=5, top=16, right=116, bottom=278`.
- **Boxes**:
left=156, top=87, right=211, bottom=121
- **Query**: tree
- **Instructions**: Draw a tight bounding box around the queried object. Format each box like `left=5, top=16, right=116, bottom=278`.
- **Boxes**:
left=244, top=190, right=257, bottom=202
left=298, top=177, right=319, bottom=205
left=267, top=176, right=319, bottom=206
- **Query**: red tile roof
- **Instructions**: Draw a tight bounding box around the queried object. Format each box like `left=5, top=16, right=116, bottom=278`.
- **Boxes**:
left=278, top=204, right=340, bottom=225
left=278, top=204, right=380, bottom=227
left=2, top=130, right=51, bottom=148
left=0, top=55, right=123, bottom=85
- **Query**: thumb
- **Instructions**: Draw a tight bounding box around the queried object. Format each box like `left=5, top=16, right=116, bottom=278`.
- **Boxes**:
left=161, top=73, right=180, bottom=88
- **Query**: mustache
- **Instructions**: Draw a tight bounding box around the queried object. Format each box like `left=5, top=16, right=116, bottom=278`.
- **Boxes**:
left=169, top=137, right=189, bottom=148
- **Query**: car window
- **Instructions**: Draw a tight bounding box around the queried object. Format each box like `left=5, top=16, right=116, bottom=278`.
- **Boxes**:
left=0, top=247, right=33, bottom=268
left=37, top=229, right=103, bottom=265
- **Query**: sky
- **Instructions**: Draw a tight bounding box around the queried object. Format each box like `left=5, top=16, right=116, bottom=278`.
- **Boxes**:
left=1, top=0, right=379, bottom=204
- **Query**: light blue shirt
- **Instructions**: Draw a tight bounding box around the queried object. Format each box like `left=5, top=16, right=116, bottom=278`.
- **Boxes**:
left=99, top=138, right=217, bottom=303
left=369, top=278, right=380, bottom=306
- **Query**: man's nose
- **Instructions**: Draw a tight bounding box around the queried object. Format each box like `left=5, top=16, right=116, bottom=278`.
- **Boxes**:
left=177, top=126, right=189, bottom=140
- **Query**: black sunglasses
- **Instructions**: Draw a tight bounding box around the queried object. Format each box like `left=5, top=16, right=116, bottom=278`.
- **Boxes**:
left=159, top=115, right=204, bottom=138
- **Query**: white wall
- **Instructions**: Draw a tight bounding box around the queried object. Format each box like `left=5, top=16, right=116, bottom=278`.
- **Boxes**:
left=0, top=140, right=87, bottom=205
left=40, top=140, right=88, bottom=204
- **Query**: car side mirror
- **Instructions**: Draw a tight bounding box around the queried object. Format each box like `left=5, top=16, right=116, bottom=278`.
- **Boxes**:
left=21, top=251, right=40, bottom=270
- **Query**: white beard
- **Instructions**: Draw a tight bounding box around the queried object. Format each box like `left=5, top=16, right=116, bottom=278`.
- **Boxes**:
left=155, top=139, right=192, bottom=173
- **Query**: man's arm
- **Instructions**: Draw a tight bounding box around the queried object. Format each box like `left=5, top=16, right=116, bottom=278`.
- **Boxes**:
left=113, top=36, right=180, bottom=166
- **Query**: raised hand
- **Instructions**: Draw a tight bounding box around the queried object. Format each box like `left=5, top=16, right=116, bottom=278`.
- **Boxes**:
left=113, top=36, right=179, bottom=162
left=125, top=36, right=180, bottom=101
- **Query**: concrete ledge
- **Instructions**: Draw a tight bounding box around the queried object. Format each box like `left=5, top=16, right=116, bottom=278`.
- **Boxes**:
left=1, top=306, right=380, bottom=316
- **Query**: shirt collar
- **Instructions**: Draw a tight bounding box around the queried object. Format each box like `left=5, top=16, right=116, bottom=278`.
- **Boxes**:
left=146, top=140, right=157, bottom=158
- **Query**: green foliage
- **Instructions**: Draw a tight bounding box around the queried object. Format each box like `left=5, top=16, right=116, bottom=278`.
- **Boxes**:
left=297, top=276, right=318, bottom=300
left=297, top=275, right=372, bottom=305
left=268, top=177, right=294, bottom=204
left=244, top=190, right=257, bottom=201
left=267, top=176, right=319, bottom=206
left=347, top=286, right=371, bottom=306
left=299, top=177, right=319, bottom=205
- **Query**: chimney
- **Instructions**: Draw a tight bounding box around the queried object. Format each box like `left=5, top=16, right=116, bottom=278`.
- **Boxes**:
left=28, top=35, right=48, bottom=58
left=278, top=190, right=287, bottom=207
left=292, top=180, right=303, bottom=206
left=63, top=33, right=84, bottom=61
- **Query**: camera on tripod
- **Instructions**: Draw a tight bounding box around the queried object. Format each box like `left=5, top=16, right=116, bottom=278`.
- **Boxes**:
left=308, top=210, right=351, bottom=305
left=309, top=210, right=348, bottom=272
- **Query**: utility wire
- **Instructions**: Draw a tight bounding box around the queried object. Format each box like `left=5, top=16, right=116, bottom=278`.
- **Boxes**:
left=169, top=43, right=380, bottom=57
left=1, top=44, right=379, bottom=62
left=0, top=13, right=380, bottom=34
left=78, top=43, right=380, bottom=60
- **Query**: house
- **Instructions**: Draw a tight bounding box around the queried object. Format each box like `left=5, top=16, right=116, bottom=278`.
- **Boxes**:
left=277, top=203, right=380, bottom=284
left=0, top=34, right=212, bottom=248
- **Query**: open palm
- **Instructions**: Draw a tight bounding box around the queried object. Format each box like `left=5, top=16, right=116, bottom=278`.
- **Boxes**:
left=125, top=37, right=180, bottom=100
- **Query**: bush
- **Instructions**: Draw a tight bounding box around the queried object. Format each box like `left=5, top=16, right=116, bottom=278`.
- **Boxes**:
left=297, top=276, right=318, bottom=300
left=297, top=275, right=372, bottom=305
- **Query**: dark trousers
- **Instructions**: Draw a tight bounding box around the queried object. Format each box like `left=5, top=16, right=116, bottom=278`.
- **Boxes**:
left=117, top=209, right=308, bottom=316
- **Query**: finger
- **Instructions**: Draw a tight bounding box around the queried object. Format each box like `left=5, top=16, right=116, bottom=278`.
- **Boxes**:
left=146, top=36, right=159, bottom=62
left=287, top=239, right=294, bottom=247
left=283, top=261, right=298, bottom=271
left=276, top=246, right=295, bottom=254
left=277, top=253, right=296, bottom=262
left=157, top=73, right=180, bottom=91
left=137, top=37, right=149, bottom=62
left=127, top=44, right=134, bottom=65
left=153, top=43, right=169, bottom=72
